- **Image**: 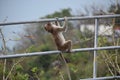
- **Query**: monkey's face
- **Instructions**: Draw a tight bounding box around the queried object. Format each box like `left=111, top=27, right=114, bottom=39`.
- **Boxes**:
left=44, top=22, right=53, bottom=33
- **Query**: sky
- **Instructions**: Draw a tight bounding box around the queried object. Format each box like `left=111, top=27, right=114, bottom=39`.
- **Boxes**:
left=0, top=0, right=114, bottom=22
left=0, top=0, right=116, bottom=50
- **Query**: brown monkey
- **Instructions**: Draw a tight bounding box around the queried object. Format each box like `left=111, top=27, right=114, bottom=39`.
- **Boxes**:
left=44, top=17, right=72, bottom=52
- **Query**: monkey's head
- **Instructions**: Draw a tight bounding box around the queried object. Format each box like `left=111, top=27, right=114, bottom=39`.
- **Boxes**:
left=44, top=22, right=54, bottom=33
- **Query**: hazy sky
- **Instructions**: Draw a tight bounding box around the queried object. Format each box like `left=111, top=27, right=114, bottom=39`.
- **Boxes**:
left=0, top=0, right=114, bottom=22
left=0, top=0, right=116, bottom=50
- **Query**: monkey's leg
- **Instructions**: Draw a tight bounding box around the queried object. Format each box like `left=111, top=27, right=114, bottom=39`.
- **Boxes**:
left=63, top=40, right=72, bottom=52
left=59, top=52, right=71, bottom=80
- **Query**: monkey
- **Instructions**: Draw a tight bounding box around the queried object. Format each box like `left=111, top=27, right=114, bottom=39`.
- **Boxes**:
left=44, top=17, right=72, bottom=80
left=44, top=17, right=72, bottom=53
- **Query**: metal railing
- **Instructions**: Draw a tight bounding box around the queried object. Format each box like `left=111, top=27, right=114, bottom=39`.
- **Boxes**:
left=0, top=15, right=120, bottom=80
left=0, top=15, right=120, bottom=26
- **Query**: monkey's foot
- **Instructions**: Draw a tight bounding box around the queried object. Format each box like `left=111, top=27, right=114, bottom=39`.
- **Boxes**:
left=66, top=50, right=72, bottom=53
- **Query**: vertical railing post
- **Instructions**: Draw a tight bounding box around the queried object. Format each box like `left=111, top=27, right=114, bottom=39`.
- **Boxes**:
left=93, top=18, right=98, bottom=78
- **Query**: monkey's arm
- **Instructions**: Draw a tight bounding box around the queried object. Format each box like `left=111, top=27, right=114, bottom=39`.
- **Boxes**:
left=55, top=27, right=66, bottom=32
left=55, top=17, right=60, bottom=26
left=55, top=17, right=67, bottom=32
left=62, top=17, right=67, bottom=32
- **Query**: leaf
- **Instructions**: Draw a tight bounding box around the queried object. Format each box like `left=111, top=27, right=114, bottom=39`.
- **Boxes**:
left=31, top=67, right=38, bottom=73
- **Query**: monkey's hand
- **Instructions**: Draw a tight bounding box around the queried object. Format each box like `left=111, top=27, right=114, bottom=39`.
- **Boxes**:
left=64, top=16, right=67, bottom=22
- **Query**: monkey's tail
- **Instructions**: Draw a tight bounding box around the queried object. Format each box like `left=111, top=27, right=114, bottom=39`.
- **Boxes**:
left=59, top=52, right=71, bottom=80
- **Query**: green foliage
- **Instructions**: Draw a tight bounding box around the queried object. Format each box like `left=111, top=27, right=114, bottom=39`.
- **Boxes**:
left=31, top=67, right=38, bottom=73
left=0, top=64, right=3, bottom=79
left=45, top=8, right=72, bottom=18
left=16, top=64, right=23, bottom=72
left=14, top=73, right=29, bottom=80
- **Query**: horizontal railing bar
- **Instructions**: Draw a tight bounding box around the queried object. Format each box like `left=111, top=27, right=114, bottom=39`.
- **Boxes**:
left=0, top=46, right=120, bottom=59
left=80, top=76, right=120, bottom=80
left=0, top=15, right=120, bottom=26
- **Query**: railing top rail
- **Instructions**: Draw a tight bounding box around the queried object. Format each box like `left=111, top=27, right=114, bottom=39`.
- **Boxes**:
left=0, top=14, right=120, bottom=26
